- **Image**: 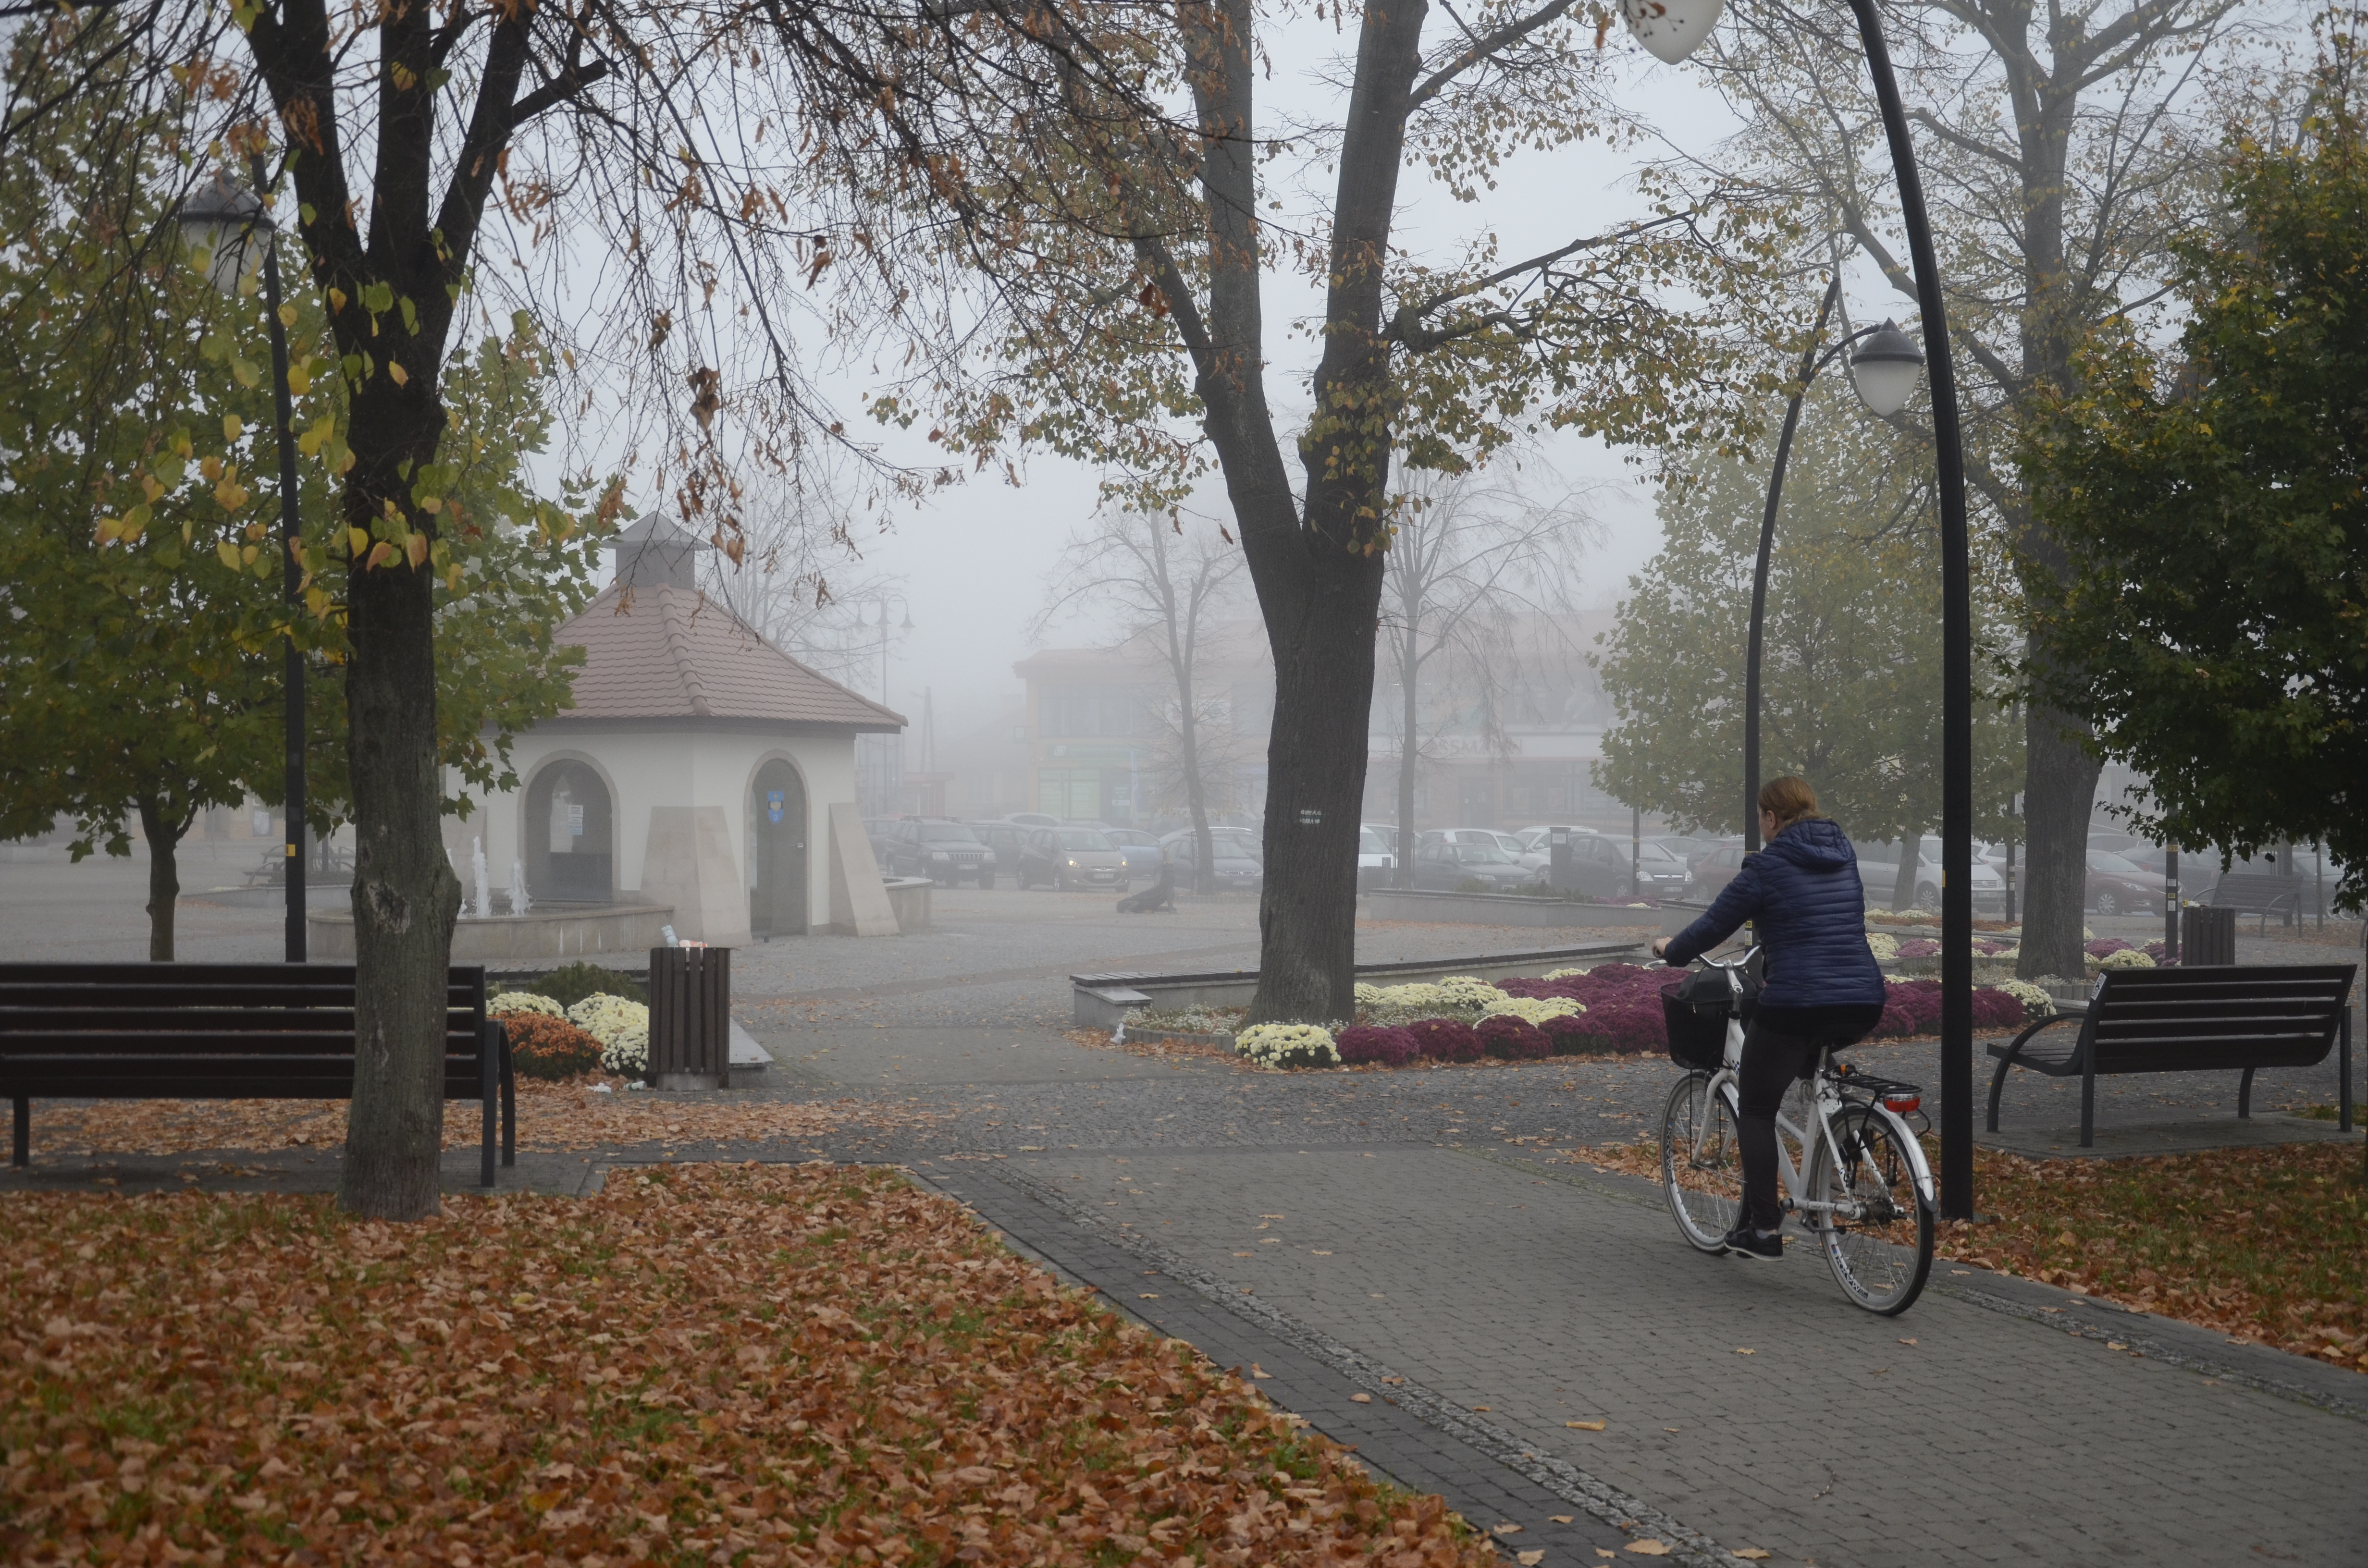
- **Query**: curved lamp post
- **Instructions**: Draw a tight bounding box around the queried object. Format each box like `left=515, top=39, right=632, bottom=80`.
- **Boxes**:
left=176, top=162, right=308, bottom=965
left=1627, top=0, right=1978, bottom=1221
left=1743, top=291, right=1924, bottom=852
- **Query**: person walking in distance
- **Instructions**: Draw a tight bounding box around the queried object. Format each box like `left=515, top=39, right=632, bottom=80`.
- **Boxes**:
left=1653, top=777, right=1885, bottom=1258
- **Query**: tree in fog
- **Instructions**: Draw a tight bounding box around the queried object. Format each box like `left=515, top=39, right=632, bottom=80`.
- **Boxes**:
left=1036, top=509, right=1246, bottom=890
left=1377, top=468, right=1594, bottom=882
left=1697, top=0, right=2249, bottom=973
left=1594, top=378, right=2024, bottom=885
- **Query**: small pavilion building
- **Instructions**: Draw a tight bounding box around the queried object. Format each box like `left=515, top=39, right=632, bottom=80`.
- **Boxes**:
left=451, top=514, right=905, bottom=949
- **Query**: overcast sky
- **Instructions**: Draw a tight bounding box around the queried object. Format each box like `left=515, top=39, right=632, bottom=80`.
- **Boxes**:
left=597, top=23, right=1784, bottom=728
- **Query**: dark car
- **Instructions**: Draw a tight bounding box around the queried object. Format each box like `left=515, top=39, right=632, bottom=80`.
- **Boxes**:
left=2084, top=849, right=2165, bottom=917
left=1017, top=826, right=1130, bottom=891
left=1684, top=842, right=1750, bottom=903
left=1647, top=833, right=1721, bottom=872
left=1409, top=833, right=1535, bottom=892
left=972, top=821, right=1033, bottom=887
left=1159, top=827, right=1263, bottom=892
left=1102, top=827, right=1168, bottom=883
left=883, top=817, right=993, bottom=886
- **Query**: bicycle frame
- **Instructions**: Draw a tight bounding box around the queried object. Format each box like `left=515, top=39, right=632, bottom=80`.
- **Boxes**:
left=1692, top=1012, right=1936, bottom=1220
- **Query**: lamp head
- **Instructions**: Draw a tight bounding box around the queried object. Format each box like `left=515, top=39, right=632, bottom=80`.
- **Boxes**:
left=1620, top=0, right=1725, bottom=64
left=174, top=173, right=270, bottom=298
left=1849, top=319, right=1924, bottom=417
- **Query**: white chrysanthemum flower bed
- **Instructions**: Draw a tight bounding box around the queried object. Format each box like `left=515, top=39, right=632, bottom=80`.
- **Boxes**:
left=567, top=993, right=652, bottom=1077
left=488, top=992, right=565, bottom=1018
left=2096, top=948, right=2157, bottom=970
left=1990, top=978, right=2056, bottom=1021
left=1357, top=982, right=1455, bottom=1008
left=1233, top=1023, right=1340, bottom=1069
left=1864, top=932, right=1900, bottom=962
left=1542, top=967, right=1592, bottom=981
left=1480, top=995, right=1584, bottom=1024
left=1434, top=976, right=1505, bottom=1007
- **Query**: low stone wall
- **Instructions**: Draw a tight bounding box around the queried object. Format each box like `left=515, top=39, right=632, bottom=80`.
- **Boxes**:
left=1071, top=936, right=1651, bottom=1028
left=307, top=902, right=675, bottom=962
left=1363, top=889, right=1666, bottom=928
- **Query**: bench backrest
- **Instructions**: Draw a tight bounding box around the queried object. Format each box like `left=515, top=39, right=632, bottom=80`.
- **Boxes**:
left=0, top=963, right=492, bottom=1100
left=2087, top=964, right=2354, bottom=1074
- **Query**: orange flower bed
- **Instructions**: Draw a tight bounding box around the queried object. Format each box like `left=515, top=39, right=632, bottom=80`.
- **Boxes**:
left=0, top=1164, right=1490, bottom=1567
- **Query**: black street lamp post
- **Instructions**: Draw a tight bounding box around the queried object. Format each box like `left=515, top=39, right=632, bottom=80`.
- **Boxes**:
left=1630, top=0, right=1978, bottom=1220
left=1742, top=279, right=1924, bottom=853
left=176, top=161, right=307, bottom=963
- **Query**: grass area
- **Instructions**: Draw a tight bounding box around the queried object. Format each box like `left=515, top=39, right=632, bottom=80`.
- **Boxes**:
left=0, top=1164, right=1491, bottom=1567
left=1568, top=1135, right=2368, bottom=1371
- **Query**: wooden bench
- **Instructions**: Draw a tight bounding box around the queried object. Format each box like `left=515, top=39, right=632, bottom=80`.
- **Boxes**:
left=1986, top=964, right=2354, bottom=1146
left=0, top=963, right=515, bottom=1186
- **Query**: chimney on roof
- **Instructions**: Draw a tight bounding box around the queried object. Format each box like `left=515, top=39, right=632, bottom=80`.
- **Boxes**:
left=603, top=512, right=715, bottom=593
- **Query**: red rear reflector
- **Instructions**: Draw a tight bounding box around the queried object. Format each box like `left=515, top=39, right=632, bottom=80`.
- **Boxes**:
left=1883, top=1095, right=1921, bottom=1114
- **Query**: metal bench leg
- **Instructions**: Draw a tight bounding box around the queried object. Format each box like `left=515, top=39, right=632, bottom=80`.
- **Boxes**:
left=2080, top=1057, right=2096, bottom=1149
left=480, top=1024, right=497, bottom=1190
left=2341, top=1010, right=2353, bottom=1134
left=1987, top=1055, right=2013, bottom=1133
left=2238, top=1066, right=2254, bottom=1119
left=12, top=1097, right=25, bottom=1168
left=499, top=1025, right=515, bottom=1167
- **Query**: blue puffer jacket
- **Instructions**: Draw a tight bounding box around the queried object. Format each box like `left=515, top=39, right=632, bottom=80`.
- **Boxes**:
left=1663, top=819, right=1885, bottom=1009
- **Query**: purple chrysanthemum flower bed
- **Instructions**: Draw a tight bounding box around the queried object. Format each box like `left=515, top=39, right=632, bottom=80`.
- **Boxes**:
left=1403, top=1017, right=1482, bottom=1062
left=2086, top=938, right=2134, bottom=958
left=1475, top=1014, right=1551, bottom=1059
left=1897, top=939, right=1941, bottom=958
left=1336, top=1024, right=1419, bottom=1067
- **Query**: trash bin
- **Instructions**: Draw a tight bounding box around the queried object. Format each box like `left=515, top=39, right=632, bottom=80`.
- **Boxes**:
left=648, top=945, right=731, bottom=1090
left=2181, top=906, right=2236, bottom=968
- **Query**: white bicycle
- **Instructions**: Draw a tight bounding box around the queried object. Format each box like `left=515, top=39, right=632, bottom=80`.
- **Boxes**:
left=1658, top=949, right=1936, bottom=1315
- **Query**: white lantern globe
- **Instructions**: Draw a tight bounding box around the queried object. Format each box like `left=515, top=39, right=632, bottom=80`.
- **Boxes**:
left=174, top=175, right=269, bottom=298
left=1849, top=318, right=1925, bottom=417
left=1621, top=0, right=1725, bottom=65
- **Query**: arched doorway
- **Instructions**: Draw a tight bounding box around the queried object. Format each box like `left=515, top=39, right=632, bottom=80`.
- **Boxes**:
left=749, top=759, right=808, bottom=936
left=525, top=760, right=614, bottom=903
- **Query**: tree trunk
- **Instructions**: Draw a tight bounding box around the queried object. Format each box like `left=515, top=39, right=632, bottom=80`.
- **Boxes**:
left=1177, top=679, right=1217, bottom=894
left=2017, top=705, right=2098, bottom=979
left=1396, top=620, right=1420, bottom=888
left=136, top=796, right=185, bottom=962
left=1891, top=835, right=1920, bottom=912
left=336, top=417, right=462, bottom=1222
left=1250, top=553, right=1387, bottom=1022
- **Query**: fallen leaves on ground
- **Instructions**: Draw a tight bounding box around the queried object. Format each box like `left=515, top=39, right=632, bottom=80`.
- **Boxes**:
left=1566, top=1138, right=2367, bottom=1368
left=24, top=1081, right=940, bottom=1158
left=0, top=1163, right=1495, bottom=1567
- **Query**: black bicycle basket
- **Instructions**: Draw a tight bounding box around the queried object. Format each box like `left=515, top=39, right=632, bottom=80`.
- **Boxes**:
left=1660, top=958, right=1758, bottom=1071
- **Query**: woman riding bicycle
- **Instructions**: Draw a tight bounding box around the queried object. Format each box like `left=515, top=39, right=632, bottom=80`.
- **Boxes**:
left=1651, top=777, right=1885, bottom=1260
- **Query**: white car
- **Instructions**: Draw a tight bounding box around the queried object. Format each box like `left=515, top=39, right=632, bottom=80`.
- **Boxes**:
left=1357, top=825, right=1397, bottom=890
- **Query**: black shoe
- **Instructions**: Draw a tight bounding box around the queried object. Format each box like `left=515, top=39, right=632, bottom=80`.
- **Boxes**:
left=1721, top=1224, right=1783, bottom=1260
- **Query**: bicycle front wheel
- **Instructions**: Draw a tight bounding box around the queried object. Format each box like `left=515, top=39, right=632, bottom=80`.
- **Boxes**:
left=1660, top=1072, right=1742, bottom=1252
left=1807, top=1106, right=1934, bottom=1315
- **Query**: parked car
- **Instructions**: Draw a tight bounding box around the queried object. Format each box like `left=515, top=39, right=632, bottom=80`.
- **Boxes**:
left=882, top=818, right=993, bottom=886
left=1159, top=827, right=1263, bottom=892
left=1102, top=827, right=1168, bottom=883
left=1017, top=826, right=1130, bottom=892
left=1628, top=839, right=1692, bottom=900
left=1363, top=823, right=1409, bottom=859
left=1006, top=812, right=1060, bottom=827
left=1851, top=837, right=2010, bottom=915
left=1685, top=842, right=1750, bottom=903
left=1647, top=833, right=1721, bottom=872
left=862, top=817, right=900, bottom=866
left=1426, top=827, right=1547, bottom=883
left=1408, top=832, right=1535, bottom=893
left=1357, top=825, right=1397, bottom=891
left=2084, top=849, right=2166, bottom=917
left=1484, top=829, right=1551, bottom=876
left=971, top=821, right=1032, bottom=887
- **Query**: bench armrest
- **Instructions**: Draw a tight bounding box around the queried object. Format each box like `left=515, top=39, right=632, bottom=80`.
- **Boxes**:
left=1998, top=1011, right=2081, bottom=1065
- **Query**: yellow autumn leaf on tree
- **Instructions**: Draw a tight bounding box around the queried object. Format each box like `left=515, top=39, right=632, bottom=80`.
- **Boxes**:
left=366, top=540, right=397, bottom=570
left=347, top=527, right=370, bottom=557
left=216, top=539, right=242, bottom=570
left=214, top=478, right=249, bottom=510
left=223, top=414, right=244, bottom=441
left=287, top=362, right=312, bottom=395
left=404, top=533, right=429, bottom=568
left=388, top=360, right=409, bottom=387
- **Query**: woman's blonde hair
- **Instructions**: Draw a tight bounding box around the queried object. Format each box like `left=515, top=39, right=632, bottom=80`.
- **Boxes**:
left=1757, top=776, right=1824, bottom=830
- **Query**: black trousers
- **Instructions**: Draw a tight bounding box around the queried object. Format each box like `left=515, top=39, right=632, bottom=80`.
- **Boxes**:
left=1735, top=1004, right=1885, bottom=1233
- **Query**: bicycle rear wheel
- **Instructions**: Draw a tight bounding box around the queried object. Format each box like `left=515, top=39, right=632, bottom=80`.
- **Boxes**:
left=1806, top=1105, right=1934, bottom=1314
left=1660, top=1072, right=1742, bottom=1252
